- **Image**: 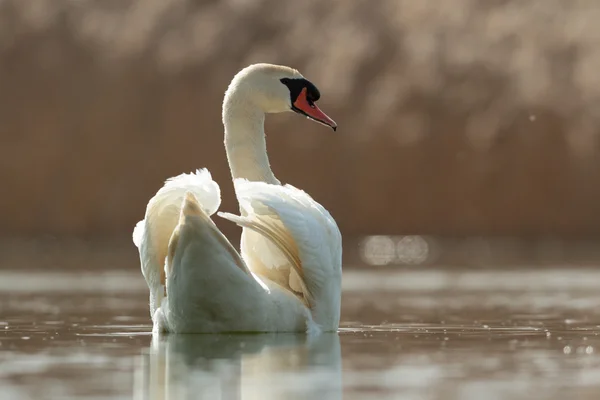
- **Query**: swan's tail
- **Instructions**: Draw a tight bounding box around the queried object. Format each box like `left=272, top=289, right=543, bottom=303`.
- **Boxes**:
left=132, top=169, right=221, bottom=316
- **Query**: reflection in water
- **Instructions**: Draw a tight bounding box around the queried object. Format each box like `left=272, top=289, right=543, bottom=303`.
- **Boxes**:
left=134, top=333, right=342, bottom=400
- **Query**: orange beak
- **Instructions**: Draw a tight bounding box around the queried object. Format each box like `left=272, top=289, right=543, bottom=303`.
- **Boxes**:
left=292, top=87, right=337, bottom=131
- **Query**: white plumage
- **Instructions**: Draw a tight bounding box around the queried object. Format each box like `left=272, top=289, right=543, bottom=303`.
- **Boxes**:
left=220, top=179, right=342, bottom=330
left=133, top=63, right=342, bottom=334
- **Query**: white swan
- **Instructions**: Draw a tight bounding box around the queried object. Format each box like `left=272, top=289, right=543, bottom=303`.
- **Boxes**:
left=132, top=63, right=342, bottom=334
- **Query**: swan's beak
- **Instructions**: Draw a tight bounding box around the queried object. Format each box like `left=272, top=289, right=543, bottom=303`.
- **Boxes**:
left=292, top=87, right=338, bottom=131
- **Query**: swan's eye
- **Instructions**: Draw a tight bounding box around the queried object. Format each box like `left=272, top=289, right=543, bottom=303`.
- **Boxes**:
left=306, top=90, right=320, bottom=108
left=280, top=77, right=321, bottom=107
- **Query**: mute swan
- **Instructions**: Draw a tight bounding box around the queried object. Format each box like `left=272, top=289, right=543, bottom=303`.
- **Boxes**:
left=133, top=63, right=342, bottom=334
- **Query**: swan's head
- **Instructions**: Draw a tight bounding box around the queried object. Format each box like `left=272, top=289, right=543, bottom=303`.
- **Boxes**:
left=225, top=63, right=337, bottom=131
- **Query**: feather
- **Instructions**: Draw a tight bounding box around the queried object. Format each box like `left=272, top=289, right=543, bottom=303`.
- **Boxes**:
left=218, top=211, right=312, bottom=306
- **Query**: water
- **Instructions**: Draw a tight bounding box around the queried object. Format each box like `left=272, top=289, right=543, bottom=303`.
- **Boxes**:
left=1, top=268, right=600, bottom=399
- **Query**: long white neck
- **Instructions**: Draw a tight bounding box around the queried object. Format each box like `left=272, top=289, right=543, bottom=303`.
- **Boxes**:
left=223, top=96, right=280, bottom=185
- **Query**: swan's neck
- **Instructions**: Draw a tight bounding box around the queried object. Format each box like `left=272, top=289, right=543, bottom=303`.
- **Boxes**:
left=223, top=101, right=279, bottom=185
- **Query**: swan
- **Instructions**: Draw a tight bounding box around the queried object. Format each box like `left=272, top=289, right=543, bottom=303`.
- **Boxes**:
left=132, top=63, right=342, bottom=334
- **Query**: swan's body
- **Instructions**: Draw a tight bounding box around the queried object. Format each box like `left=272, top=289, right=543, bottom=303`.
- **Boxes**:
left=133, top=64, right=341, bottom=334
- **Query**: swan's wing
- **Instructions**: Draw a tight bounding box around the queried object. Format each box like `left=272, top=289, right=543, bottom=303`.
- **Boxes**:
left=219, top=211, right=312, bottom=301
left=163, top=192, right=300, bottom=332
left=166, top=192, right=253, bottom=280
left=132, top=169, right=222, bottom=316
left=218, top=179, right=342, bottom=308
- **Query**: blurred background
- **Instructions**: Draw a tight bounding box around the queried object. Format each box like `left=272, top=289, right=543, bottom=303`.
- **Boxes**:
left=2, top=0, right=600, bottom=271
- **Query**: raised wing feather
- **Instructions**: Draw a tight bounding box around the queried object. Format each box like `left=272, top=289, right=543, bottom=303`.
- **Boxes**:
left=219, top=211, right=312, bottom=306
left=218, top=178, right=342, bottom=309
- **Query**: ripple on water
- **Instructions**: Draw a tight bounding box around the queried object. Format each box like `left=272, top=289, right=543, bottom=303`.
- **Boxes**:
left=1, top=268, right=600, bottom=399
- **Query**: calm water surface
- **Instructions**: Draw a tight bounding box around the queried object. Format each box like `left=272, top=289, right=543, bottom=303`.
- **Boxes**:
left=1, top=268, right=600, bottom=399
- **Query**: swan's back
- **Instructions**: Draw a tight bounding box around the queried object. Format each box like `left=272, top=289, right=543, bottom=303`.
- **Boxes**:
left=132, top=169, right=221, bottom=316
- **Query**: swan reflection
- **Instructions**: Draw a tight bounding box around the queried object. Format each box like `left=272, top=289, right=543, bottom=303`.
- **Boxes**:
left=134, top=333, right=342, bottom=400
